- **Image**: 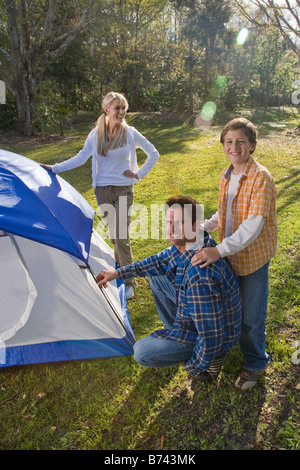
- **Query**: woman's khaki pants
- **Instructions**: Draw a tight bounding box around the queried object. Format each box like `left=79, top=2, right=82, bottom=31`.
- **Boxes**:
left=95, top=185, right=136, bottom=288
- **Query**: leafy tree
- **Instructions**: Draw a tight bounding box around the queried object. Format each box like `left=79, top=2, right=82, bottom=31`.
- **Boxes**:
left=172, top=0, right=232, bottom=113
left=0, top=0, right=95, bottom=134
left=249, top=29, right=297, bottom=107
left=0, top=0, right=298, bottom=134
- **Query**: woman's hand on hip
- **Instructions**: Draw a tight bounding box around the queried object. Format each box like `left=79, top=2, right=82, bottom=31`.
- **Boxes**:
left=123, top=170, right=138, bottom=179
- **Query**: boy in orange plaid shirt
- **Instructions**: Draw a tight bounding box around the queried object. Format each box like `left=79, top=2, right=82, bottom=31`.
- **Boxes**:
left=192, top=118, right=277, bottom=390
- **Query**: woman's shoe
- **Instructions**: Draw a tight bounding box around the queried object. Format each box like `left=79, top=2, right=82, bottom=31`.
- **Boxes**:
left=125, top=286, right=134, bottom=299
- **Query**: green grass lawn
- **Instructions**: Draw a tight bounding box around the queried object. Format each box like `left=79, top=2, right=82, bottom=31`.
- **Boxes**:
left=0, top=108, right=299, bottom=450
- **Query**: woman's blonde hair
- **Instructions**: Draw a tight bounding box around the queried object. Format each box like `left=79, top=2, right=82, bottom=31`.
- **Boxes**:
left=96, top=91, right=129, bottom=156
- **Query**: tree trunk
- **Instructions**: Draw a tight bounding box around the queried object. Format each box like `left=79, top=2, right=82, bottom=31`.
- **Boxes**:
left=4, top=0, right=36, bottom=134
left=15, top=62, right=37, bottom=135
left=188, top=32, right=194, bottom=115
left=15, top=87, right=36, bottom=135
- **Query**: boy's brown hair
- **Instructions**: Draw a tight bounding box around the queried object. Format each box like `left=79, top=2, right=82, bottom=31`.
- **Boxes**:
left=220, top=118, right=258, bottom=154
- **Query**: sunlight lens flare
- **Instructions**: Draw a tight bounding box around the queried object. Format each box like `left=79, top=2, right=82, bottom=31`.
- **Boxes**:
left=237, top=28, right=249, bottom=45
left=216, top=76, right=227, bottom=88
left=200, top=101, right=217, bottom=121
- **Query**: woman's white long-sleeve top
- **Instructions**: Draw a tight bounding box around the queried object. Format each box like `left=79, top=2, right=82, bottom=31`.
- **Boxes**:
left=52, top=126, right=159, bottom=187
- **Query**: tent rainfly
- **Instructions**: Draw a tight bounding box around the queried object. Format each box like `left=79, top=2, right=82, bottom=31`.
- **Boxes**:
left=0, top=149, right=135, bottom=368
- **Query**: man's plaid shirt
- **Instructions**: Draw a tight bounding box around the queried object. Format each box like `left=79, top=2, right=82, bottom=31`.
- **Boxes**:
left=117, top=232, right=242, bottom=375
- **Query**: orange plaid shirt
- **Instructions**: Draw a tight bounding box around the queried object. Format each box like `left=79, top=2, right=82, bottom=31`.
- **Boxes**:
left=218, top=156, right=277, bottom=276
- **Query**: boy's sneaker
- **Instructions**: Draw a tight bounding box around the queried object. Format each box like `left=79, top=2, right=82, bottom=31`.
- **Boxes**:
left=125, top=286, right=134, bottom=300
left=235, top=369, right=264, bottom=390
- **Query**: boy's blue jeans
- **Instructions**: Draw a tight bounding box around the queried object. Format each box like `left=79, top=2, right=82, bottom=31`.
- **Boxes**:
left=237, top=261, right=270, bottom=372
left=133, top=275, right=194, bottom=367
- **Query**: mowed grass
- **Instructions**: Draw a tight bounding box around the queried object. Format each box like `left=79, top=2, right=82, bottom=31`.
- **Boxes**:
left=0, top=108, right=299, bottom=450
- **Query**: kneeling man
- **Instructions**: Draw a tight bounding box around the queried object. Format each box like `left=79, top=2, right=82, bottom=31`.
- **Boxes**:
left=96, top=195, right=242, bottom=381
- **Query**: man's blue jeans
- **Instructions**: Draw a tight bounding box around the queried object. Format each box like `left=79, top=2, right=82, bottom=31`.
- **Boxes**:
left=133, top=275, right=194, bottom=367
left=148, top=275, right=177, bottom=328
left=237, top=261, right=270, bottom=372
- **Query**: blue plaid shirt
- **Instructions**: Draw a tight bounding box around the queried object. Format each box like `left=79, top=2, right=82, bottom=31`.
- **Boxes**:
left=117, top=232, right=242, bottom=375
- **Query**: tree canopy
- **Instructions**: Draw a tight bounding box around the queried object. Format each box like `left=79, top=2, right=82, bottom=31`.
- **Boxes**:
left=0, top=0, right=299, bottom=134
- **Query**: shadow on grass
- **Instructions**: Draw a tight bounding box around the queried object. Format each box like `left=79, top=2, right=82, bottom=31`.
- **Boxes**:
left=98, top=366, right=181, bottom=450
left=147, top=361, right=299, bottom=450
left=276, top=168, right=300, bottom=216
left=112, top=346, right=268, bottom=450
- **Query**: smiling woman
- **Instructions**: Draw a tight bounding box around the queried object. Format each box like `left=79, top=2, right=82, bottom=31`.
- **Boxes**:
left=96, top=92, right=129, bottom=156
left=40, top=91, right=160, bottom=299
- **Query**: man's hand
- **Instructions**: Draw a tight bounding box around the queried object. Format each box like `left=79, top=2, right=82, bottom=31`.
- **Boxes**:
left=191, top=247, right=221, bottom=268
left=96, top=270, right=118, bottom=288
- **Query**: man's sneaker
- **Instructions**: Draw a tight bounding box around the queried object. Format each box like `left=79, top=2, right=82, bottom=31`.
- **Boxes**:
left=125, top=286, right=134, bottom=300
left=235, top=369, right=264, bottom=390
left=196, top=371, right=214, bottom=382
left=206, top=352, right=228, bottom=378
left=195, top=352, right=228, bottom=381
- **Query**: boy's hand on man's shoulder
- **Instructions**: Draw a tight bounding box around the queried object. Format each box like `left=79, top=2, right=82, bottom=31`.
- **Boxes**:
left=191, top=247, right=221, bottom=268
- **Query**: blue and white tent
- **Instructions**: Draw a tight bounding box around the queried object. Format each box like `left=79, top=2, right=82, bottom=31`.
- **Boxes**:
left=0, top=149, right=135, bottom=368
